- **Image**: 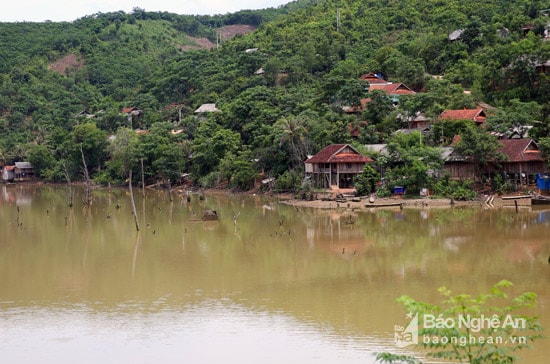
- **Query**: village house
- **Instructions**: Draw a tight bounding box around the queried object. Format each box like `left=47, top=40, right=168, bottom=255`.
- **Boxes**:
left=368, top=83, right=416, bottom=105
left=344, top=81, right=415, bottom=114
left=397, top=111, right=432, bottom=131
left=359, top=72, right=389, bottom=85
left=194, top=103, right=221, bottom=113
left=15, top=162, right=34, bottom=181
left=120, top=106, right=143, bottom=129
left=305, top=144, right=372, bottom=190
left=442, top=139, right=547, bottom=182
left=439, top=107, right=487, bottom=126
left=493, top=139, right=547, bottom=182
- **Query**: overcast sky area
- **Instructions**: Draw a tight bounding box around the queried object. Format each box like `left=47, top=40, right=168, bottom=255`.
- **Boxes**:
left=1, top=1, right=291, bottom=22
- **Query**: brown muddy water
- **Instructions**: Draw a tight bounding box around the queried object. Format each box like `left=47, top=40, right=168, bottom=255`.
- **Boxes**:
left=0, top=185, right=549, bottom=363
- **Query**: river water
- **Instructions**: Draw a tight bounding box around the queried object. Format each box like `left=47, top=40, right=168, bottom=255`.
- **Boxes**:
left=0, top=185, right=549, bottom=363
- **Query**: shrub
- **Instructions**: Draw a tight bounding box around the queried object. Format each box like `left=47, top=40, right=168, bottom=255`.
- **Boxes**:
left=376, top=280, right=543, bottom=364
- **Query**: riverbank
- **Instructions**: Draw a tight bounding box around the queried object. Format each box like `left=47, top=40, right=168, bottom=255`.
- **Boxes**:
left=278, top=195, right=533, bottom=210
left=2, top=181, right=539, bottom=211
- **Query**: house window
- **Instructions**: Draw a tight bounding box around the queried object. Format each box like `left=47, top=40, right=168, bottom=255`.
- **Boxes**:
left=346, top=163, right=352, bottom=169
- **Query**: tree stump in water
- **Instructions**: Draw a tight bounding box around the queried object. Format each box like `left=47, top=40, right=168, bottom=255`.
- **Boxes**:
left=202, top=210, right=218, bottom=221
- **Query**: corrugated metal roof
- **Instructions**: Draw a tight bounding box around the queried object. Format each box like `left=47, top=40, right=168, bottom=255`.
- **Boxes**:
left=14, top=162, right=32, bottom=169
left=194, top=103, right=220, bottom=113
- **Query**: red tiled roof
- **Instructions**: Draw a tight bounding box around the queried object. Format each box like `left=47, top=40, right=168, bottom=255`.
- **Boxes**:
left=498, top=139, right=543, bottom=162
left=440, top=108, right=486, bottom=124
left=306, top=144, right=372, bottom=164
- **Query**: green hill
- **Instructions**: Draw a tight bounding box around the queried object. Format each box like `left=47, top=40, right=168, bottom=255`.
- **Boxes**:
left=0, top=0, right=548, bottom=191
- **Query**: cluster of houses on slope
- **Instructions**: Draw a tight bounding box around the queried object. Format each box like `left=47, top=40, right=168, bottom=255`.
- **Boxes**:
left=117, top=82, right=548, bottom=193
left=304, top=139, right=548, bottom=191
left=306, top=72, right=549, bottom=191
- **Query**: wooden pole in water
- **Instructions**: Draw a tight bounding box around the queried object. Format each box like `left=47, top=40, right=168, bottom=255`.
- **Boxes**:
left=128, top=170, right=140, bottom=231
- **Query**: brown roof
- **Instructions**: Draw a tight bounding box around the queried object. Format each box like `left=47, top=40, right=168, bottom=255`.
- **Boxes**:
left=360, top=72, right=388, bottom=84
left=344, top=98, right=372, bottom=113
left=440, top=108, right=486, bottom=124
left=121, top=106, right=138, bottom=114
left=306, top=144, right=372, bottom=164
left=498, top=139, right=543, bottom=162
left=369, top=83, right=415, bottom=95
left=348, top=121, right=369, bottom=138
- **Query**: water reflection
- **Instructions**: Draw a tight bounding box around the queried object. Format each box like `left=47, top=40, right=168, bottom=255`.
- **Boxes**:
left=0, top=186, right=549, bottom=363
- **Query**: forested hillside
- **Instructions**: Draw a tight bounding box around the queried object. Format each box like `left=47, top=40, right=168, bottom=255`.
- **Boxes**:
left=0, top=0, right=548, bottom=193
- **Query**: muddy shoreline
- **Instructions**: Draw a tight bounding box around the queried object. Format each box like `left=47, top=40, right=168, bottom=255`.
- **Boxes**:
left=278, top=195, right=533, bottom=210
left=3, top=181, right=538, bottom=210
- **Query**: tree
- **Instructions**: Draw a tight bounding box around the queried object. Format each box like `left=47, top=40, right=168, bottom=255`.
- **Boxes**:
left=219, top=151, right=258, bottom=191
left=107, top=127, right=140, bottom=231
left=72, top=122, right=108, bottom=175
left=385, top=131, right=443, bottom=194
left=453, top=125, right=507, bottom=183
left=26, top=144, right=57, bottom=180
left=192, top=122, right=241, bottom=178
left=376, top=280, right=543, bottom=364
left=275, top=115, right=310, bottom=168
left=538, top=137, right=550, bottom=163
left=106, top=127, right=139, bottom=180
left=337, top=79, right=368, bottom=109
left=363, top=90, right=394, bottom=125
left=354, top=164, right=379, bottom=196
left=151, top=143, right=185, bottom=185
left=430, top=119, right=473, bottom=146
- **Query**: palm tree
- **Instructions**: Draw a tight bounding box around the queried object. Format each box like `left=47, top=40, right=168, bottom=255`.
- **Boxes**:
left=275, top=116, right=310, bottom=167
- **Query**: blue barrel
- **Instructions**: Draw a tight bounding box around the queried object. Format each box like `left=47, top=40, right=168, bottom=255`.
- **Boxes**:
left=537, top=174, right=550, bottom=190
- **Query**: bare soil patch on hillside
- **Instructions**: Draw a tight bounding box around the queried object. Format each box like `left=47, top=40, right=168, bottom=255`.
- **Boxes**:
left=218, top=24, right=256, bottom=40
left=181, top=24, right=257, bottom=51
left=48, top=54, right=85, bottom=76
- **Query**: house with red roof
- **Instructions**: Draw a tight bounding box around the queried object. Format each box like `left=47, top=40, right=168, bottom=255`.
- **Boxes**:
left=443, top=138, right=547, bottom=181
left=359, top=72, right=389, bottom=85
left=494, top=139, right=546, bottom=178
left=439, top=108, right=487, bottom=125
left=343, top=82, right=415, bottom=114
left=368, top=83, right=415, bottom=96
left=305, top=144, right=372, bottom=189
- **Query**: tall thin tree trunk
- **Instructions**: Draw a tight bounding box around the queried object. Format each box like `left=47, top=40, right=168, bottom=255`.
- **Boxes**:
left=128, top=170, right=140, bottom=231
left=62, top=161, right=73, bottom=208
left=168, top=181, right=173, bottom=202
left=80, top=145, right=92, bottom=206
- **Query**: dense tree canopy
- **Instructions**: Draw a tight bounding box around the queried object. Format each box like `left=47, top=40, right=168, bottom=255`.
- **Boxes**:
left=0, top=0, right=548, bottom=191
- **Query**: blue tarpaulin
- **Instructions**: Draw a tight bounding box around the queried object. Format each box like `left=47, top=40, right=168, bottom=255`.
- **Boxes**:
left=536, top=174, right=550, bottom=190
